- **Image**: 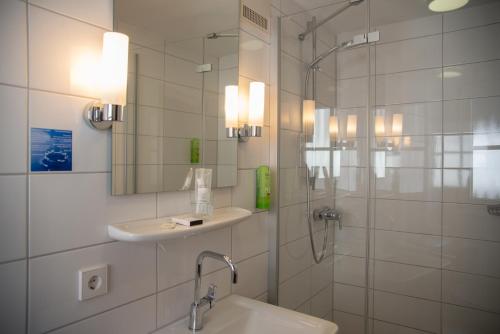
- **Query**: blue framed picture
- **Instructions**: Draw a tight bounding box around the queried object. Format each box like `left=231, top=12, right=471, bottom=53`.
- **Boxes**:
left=31, top=128, right=72, bottom=172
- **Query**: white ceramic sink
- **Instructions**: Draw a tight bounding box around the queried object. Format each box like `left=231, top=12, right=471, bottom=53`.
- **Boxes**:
left=156, top=295, right=338, bottom=334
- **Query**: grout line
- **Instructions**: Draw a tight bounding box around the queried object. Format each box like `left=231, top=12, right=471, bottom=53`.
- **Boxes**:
left=368, top=316, right=437, bottom=334
left=28, top=241, right=117, bottom=260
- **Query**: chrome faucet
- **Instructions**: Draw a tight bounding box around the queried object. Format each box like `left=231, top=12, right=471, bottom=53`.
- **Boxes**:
left=313, top=206, right=343, bottom=229
left=188, top=251, right=238, bottom=331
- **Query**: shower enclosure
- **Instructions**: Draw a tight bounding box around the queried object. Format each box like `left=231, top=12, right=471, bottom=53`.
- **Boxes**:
left=272, top=0, right=500, bottom=333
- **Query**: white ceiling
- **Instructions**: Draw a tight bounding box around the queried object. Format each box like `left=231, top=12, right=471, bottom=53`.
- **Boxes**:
left=115, top=0, right=239, bottom=42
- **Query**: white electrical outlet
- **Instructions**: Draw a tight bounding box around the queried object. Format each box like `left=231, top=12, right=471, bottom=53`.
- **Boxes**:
left=78, top=265, right=108, bottom=301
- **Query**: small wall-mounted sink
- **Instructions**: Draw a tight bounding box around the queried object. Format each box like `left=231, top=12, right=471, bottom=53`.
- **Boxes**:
left=156, top=295, right=338, bottom=334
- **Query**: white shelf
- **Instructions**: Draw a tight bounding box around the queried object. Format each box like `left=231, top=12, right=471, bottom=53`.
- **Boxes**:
left=107, top=207, right=252, bottom=242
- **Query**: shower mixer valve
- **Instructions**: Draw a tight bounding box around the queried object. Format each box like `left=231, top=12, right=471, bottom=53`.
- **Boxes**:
left=313, top=206, right=342, bottom=229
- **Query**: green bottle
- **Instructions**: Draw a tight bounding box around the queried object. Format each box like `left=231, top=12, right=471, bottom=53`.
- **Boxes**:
left=256, top=165, right=271, bottom=210
left=190, top=138, right=200, bottom=164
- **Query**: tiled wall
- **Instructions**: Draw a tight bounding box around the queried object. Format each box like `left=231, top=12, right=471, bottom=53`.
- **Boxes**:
left=0, top=0, right=272, bottom=333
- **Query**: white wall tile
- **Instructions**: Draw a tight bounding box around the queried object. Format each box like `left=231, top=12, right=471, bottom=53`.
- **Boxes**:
left=443, top=237, right=500, bottom=278
left=138, top=76, right=164, bottom=108
left=375, top=14, right=442, bottom=44
left=239, top=30, right=270, bottom=83
left=375, top=199, right=441, bottom=235
left=443, top=1, right=500, bottom=32
left=164, top=110, right=202, bottom=138
left=338, top=77, right=368, bottom=109
left=443, top=303, right=500, bottom=334
left=231, top=169, right=257, bottom=212
left=165, top=55, right=202, bottom=89
left=443, top=97, right=500, bottom=134
left=0, top=260, right=26, bottom=334
left=376, top=69, right=442, bottom=105
left=311, top=254, right=334, bottom=294
left=280, top=91, right=302, bottom=132
left=157, top=227, right=231, bottom=290
left=373, top=290, right=441, bottom=333
left=334, top=226, right=367, bottom=258
left=0, top=0, right=27, bottom=87
left=30, top=173, right=156, bottom=256
left=443, top=270, right=500, bottom=313
left=279, top=236, right=311, bottom=283
left=233, top=252, right=269, bottom=298
left=334, top=255, right=365, bottom=287
left=335, top=197, right=367, bottom=228
left=278, top=268, right=311, bottom=310
left=0, top=85, right=27, bottom=173
left=443, top=203, right=500, bottom=242
left=50, top=296, right=156, bottom=334
left=232, top=212, right=269, bottom=262
left=30, top=0, right=113, bottom=29
left=374, top=168, right=442, bottom=201
left=129, top=44, right=164, bottom=79
left=279, top=203, right=307, bottom=245
left=281, top=53, right=302, bottom=95
left=29, top=5, right=105, bottom=97
left=164, top=82, right=202, bottom=114
left=373, top=320, right=429, bottom=334
left=371, top=102, right=443, bottom=136
left=374, top=230, right=441, bottom=268
left=334, top=311, right=365, bottom=334
left=29, top=242, right=156, bottom=333
left=279, top=129, right=301, bottom=168
left=444, top=23, right=500, bottom=66
left=374, top=260, right=441, bottom=301
left=310, top=284, right=332, bottom=318
left=333, top=283, right=365, bottom=315
left=376, top=35, right=442, bottom=75
left=443, top=168, right=500, bottom=205
left=379, top=135, right=442, bottom=169
left=444, top=60, right=500, bottom=100
left=30, top=90, right=111, bottom=172
left=0, top=175, right=26, bottom=262
left=238, top=126, right=270, bottom=169
left=337, top=46, right=369, bottom=80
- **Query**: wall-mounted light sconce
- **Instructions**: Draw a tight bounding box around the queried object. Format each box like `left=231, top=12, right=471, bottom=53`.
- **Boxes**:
left=329, top=113, right=357, bottom=150
left=302, top=99, right=315, bottom=137
left=85, top=32, right=129, bottom=130
left=225, top=81, right=265, bottom=141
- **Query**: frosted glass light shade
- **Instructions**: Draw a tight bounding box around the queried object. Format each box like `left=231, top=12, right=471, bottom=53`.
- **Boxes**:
left=303, top=100, right=315, bottom=134
left=428, top=0, right=468, bottom=12
left=225, top=85, right=239, bottom=128
left=100, top=32, right=129, bottom=106
left=248, top=82, right=265, bottom=127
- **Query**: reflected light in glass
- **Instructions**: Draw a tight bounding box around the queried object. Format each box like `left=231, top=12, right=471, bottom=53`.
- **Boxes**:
left=100, top=32, right=129, bottom=106
left=428, top=0, right=469, bottom=12
left=248, top=81, right=265, bottom=127
left=375, top=151, right=386, bottom=178
left=440, top=70, right=462, bottom=79
left=329, top=115, right=339, bottom=140
left=392, top=114, right=403, bottom=136
left=375, top=115, right=385, bottom=137
left=347, top=115, right=357, bottom=138
left=224, top=85, right=239, bottom=128
left=303, top=100, right=316, bottom=134
left=333, top=150, right=341, bottom=178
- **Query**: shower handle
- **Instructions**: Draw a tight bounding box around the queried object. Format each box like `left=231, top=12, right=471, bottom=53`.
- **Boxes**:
left=313, top=206, right=342, bottom=229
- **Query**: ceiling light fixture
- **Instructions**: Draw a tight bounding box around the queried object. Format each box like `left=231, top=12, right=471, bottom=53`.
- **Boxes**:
left=428, top=0, right=469, bottom=12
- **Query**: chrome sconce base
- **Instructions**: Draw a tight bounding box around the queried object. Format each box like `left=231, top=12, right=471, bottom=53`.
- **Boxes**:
left=85, top=102, right=124, bottom=130
left=226, top=125, right=262, bottom=142
left=332, top=139, right=356, bottom=151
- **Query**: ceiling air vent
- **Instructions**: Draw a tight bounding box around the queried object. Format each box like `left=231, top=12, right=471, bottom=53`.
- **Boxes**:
left=242, top=4, right=268, bottom=31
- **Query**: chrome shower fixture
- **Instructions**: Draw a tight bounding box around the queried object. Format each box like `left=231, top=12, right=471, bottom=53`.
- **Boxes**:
left=298, top=0, right=365, bottom=41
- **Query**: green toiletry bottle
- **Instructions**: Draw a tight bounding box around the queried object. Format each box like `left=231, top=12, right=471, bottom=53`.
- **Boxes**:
left=256, top=165, right=271, bottom=210
left=190, top=138, right=200, bottom=164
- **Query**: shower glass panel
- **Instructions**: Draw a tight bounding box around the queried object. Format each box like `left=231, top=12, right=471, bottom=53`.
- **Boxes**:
left=276, top=0, right=500, bottom=333
left=276, top=0, right=369, bottom=326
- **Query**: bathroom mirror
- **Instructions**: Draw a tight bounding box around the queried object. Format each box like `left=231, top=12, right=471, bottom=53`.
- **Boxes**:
left=112, top=0, right=239, bottom=194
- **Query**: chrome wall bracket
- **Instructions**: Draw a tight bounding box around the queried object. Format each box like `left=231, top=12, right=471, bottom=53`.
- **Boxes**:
left=85, top=102, right=124, bottom=130
left=226, top=124, right=262, bottom=142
